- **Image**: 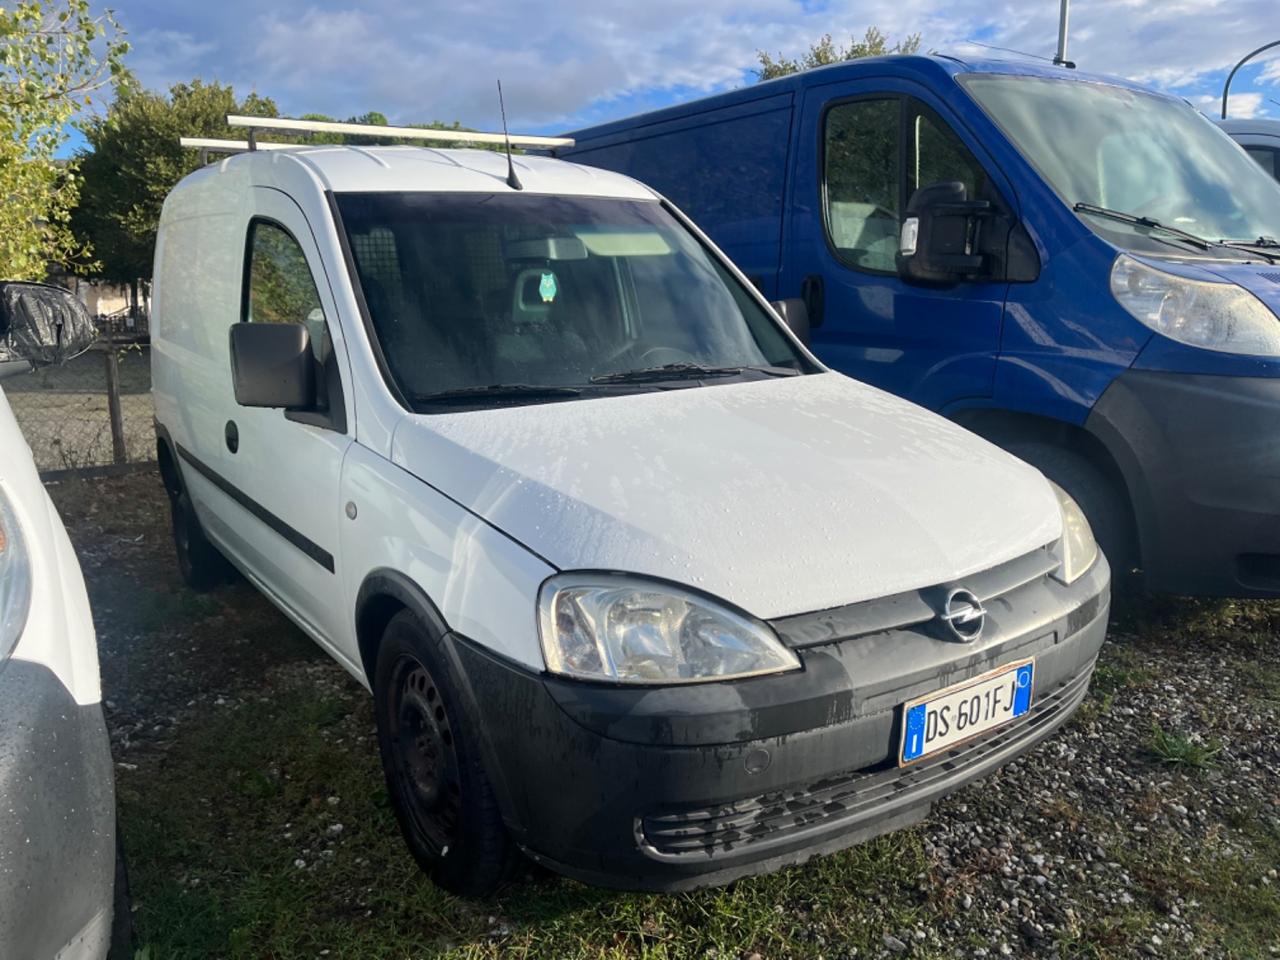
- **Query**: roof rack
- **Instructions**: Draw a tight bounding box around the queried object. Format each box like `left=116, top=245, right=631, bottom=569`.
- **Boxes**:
left=232, top=114, right=572, bottom=149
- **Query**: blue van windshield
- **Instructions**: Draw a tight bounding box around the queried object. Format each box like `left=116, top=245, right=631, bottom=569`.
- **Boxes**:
left=962, top=75, right=1280, bottom=251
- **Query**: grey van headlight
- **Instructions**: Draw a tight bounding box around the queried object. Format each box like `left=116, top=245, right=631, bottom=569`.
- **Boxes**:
left=538, top=574, right=800, bottom=684
left=1049, top=482, right=1098, bottom=585
left=1110, top=255, right=1280, bottom=356
left=0, top=486, right=32, bottom=663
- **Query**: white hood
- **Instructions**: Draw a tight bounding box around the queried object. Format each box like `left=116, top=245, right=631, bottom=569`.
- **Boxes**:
left=391, top=372, right=1061, bottom=620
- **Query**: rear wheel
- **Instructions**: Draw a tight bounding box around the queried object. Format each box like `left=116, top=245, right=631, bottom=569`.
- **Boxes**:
left=163, top=462, right=231, bottom=591
left=1009, top=441, right=1136, bottom=584
left=373, top=610, right=514, bottom=897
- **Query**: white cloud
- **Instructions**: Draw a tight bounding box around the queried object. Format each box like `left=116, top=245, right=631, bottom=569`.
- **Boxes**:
left=109, top=0, right=1280, bottom=128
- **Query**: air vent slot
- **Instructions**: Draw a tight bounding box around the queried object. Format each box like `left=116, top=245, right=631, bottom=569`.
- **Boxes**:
left=1259, top=271, right=1280, bottom=285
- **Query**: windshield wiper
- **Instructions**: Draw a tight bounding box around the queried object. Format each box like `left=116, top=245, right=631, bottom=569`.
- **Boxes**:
left=409, top=383, right=583, bottom=406
left=590, top=362, right=799, bottom=385
left=1073, top=202, right=1211, bottom=251
left=1215, top=237, right=1280, bottom=264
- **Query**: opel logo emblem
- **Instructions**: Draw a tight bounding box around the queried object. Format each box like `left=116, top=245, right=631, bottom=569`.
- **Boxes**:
left=941, top=588, right=986, bottom=643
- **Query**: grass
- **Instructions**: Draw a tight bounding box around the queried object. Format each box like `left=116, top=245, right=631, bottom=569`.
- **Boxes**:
left=1146, top=723, right=1223, bottom=771
left=118, top=682, right=938, bottom=959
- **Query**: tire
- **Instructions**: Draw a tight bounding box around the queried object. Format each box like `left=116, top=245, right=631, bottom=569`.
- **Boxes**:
left=372, top=610, right=514, bottom=897
left=1008, top=441, right=1136, bottom=583
left=168, top=484, right=230, bottom=592
left=107, top=826, right=133, bottom=960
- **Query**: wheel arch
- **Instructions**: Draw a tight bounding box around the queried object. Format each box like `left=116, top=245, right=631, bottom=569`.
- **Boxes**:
left=154, top=420, right=181, bottom=498
left=354, top=568, right=452, bottom=688
left=950, top=407, right=1144, bottom=566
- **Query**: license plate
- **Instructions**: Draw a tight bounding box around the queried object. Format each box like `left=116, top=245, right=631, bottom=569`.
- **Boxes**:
left=899, top=659, right=1034, bottom=765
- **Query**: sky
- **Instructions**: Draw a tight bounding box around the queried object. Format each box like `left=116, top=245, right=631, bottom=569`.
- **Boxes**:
left=70, top=0, right=1280, bottom=147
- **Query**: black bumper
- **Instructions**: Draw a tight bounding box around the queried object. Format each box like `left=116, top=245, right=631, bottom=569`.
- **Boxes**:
left=448, top=555, right=1109, bottom=891
left=1088, top=369, right=1280, bottom=597
left=0, top=661, right=115, bottom=959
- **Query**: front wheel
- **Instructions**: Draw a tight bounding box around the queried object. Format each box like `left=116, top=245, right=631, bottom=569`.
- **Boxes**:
left=373, top=610, right=514, bottom=897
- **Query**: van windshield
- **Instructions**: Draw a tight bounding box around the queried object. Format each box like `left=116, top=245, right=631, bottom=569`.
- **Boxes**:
left=335, top=193, right=808, bottom=410
left=961, top=75, right=1280, bottom=253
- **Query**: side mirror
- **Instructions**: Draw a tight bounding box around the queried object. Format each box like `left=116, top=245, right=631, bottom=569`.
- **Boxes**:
left=770, top=298, right=811, bottom=346
left=896, top=181, right=993, bottom=285
left=0, top=281, right=96, bottom=370
left=229, top=323, right=315, bottom=409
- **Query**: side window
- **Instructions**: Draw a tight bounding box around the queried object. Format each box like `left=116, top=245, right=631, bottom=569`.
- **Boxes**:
left=244, top=220, right=328, bottom=359
left=909, top=102, right=993, bottom=203
left=1245, top=146, right=1279, bottom=182
left=823, top=98, right=901, bottom=272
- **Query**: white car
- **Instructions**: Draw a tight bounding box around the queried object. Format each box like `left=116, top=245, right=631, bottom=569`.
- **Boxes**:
left=0, top=282, right=128, bottom=957
left=1219, top=117, right=1280, bottom=184
left=152, top=117, right=1110, bottom=895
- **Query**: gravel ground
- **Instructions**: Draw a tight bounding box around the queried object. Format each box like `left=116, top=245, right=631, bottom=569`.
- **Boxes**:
left=47, top=471, right=1280, bottom=959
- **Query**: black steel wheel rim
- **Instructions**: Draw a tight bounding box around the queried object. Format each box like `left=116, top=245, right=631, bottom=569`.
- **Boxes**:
left=388, top=654, right=462, bottom=855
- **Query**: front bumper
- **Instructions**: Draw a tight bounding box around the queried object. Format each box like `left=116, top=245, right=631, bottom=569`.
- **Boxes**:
left=1088, top=369, right=1280, bottom=597
left=0, top=660, right=115, bottom=960
left=450, top=550, right=1110, bottom=891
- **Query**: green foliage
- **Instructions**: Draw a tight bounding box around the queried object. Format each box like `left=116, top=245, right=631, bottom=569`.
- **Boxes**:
left=756, top=26, right=922, bottom=81
left=72, top=79, right=278, bottom=284
left=0, top=0, right=128, bottom=279
left=1147, top=722, right=1222, bottom=770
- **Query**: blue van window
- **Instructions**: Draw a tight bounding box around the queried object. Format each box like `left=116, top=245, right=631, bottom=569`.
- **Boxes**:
left=1245, top=146, right=1278, bottom=182
left=910, top=104, right=991, bottom=203
left=823, top=99, right=901, bottom=272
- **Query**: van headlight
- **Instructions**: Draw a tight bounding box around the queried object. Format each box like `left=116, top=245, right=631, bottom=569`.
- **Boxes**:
left=537, top=574, right=800, bottom=684
left=1050, top=482, right=1098, bottom=584
left=0, top=486, right=32, bottom=664
left=1110, top=254, right=1280, bottom=356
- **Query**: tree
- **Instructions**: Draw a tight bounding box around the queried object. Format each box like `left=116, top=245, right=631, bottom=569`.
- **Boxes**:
left=0, top=0, right=128, bottom=279
left=72, top=80, right=278, bottom=289
left=756, top=27, right=922, bottom=81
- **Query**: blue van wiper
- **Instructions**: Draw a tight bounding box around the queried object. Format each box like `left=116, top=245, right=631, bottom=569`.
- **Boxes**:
left=1214, top=237, right=1280, bottom=264
left=590, top=363, right=799, bottom=384
left=1073, top=202, right=1211, bottom=251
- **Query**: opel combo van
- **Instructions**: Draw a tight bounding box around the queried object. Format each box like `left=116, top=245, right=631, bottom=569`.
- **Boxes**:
left=561, top=56, right=1280, bottom=599
left=151, top=121, right=1110, bottom=894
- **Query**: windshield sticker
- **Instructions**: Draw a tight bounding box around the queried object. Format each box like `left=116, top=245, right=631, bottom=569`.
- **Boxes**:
left=539, top=272, right=558, bottom=303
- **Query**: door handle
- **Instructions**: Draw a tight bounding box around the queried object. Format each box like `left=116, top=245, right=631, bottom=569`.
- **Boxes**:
left=801, top=274, right=825, bottom=329
left=225, top=420, right=239, bottom=454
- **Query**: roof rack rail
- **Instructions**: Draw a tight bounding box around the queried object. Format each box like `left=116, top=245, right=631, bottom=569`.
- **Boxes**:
left=227, top=114, right=574, bottom=150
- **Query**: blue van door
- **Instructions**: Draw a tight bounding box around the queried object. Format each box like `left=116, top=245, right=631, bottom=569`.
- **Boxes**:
left=782, top=81, right=1016, bottom=410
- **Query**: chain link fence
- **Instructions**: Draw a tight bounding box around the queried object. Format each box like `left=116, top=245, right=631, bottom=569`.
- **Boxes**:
left=7, top=338, right=155, bottom=475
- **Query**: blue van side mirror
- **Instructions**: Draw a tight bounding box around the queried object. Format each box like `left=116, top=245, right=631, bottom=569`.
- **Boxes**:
left=896, top=181, right=993, bottom=285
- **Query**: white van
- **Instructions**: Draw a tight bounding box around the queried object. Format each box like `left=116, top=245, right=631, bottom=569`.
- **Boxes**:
left=1, top=283, right=129, bottom=957
left=152, top=117, right=1110, bottom=895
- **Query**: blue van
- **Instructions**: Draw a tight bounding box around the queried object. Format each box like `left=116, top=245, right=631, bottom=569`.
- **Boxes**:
left=558, top=55, right=1280, bottom=597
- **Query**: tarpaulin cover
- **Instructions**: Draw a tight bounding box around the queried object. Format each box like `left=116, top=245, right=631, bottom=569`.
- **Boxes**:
left=0, top=283, right=96, bottom=366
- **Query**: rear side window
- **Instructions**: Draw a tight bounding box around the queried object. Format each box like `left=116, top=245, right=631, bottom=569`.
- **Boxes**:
left=243, top=220, right=328, bottom=358
left=1245, top=146, right=1278, bottom=182
left=823, top=99, right=901, bottom=272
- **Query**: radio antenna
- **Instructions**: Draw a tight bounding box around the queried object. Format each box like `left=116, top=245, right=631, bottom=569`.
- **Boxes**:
left=497, top=80, right=523, bottom=191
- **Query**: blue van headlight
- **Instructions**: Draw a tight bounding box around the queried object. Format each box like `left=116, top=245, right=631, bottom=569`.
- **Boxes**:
left=1111, top=255, right=1280, bottom=356
left=0, top=486, right=32, bottom=664
left=538, top=573, right=800, bottom=684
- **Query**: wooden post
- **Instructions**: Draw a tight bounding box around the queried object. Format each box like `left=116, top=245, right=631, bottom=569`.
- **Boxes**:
left=103, top=336, right=127, bottom=465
